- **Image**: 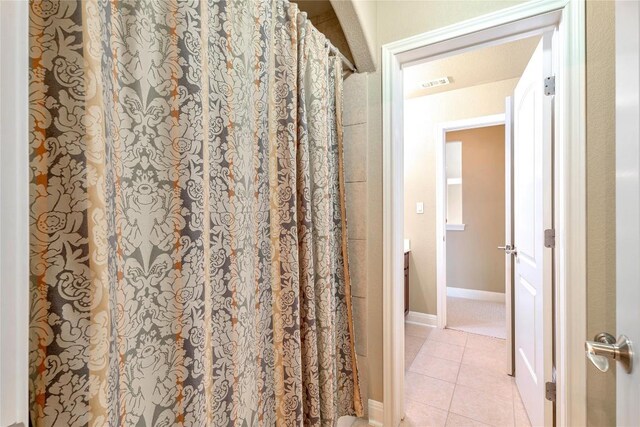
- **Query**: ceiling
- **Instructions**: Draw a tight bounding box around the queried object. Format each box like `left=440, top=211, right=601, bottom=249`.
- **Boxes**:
left=295, top=0, right=334, bottom=18
left=404, top=36, right=541, bottom=99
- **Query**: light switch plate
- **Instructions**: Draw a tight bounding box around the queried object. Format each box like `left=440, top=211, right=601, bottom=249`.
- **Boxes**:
left=416, top=202, right=424, bottom=214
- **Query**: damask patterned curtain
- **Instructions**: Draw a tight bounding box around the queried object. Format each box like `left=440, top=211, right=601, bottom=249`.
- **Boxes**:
left=28, top=0, right=362, bottom=425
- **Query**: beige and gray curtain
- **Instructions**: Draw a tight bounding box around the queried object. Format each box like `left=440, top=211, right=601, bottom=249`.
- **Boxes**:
left=28, top=0, right=362, bottom=425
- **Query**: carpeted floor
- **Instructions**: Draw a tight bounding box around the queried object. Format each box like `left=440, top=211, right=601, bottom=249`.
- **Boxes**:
left=447, top=296, right=506, bottom=339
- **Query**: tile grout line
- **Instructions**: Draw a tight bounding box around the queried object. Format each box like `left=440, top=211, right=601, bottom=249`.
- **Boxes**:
left=405, top=328, right=513, bottom=426
left=512, top=385, right=517, bottom=427
left=443, top=339, right=466, bottom=423
left=458, top=335, right=514, bottom=426
left=343, top=120, right=367, bottom=127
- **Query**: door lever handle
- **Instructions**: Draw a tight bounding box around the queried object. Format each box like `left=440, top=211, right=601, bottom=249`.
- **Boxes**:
left=498, top=244, right=517, bottom=256
left=585, top=333, right=633, bottom=373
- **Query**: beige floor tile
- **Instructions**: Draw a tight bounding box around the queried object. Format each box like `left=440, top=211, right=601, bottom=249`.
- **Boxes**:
left=449, top=384, right=515, bottom=427
left=447, top=297, right=506, bottom=339
left=406, top=333, right=426, bottom=369
left=465, top=333, right=506, bottom=352
left=402, top=399, right=449, bottom=427
left=456, top=363, right=514, bottom=399
left=445, top=413, right=490, bottom=427
left=406, top=348, right=420, bottom=370
left=405, top=371, right=456, bottom=411
left=406, top=334, right=427, bottom=354
left=513, top=386, right=532, bottom=427
left=406, top=322, right=433, bottom=338
left=428, top=328, right=468, bottom=347
left=422, top=340, right=465, bottom=363
left=409, top=350, right=460, bottom=383
left=461, top=344, right=508, bottom=374
left=337, top=416, right=368, bottom=427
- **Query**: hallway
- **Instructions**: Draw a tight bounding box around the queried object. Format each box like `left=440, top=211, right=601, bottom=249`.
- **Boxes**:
left=404, top=324, right=531, bottom=426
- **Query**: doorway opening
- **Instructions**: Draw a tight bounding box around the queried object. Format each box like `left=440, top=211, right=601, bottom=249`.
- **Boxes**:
left=402, top=35, right=541, bottom=426
left=442, top=123, right=508, bottom=340
left=381, top=2, right=587, bottom=427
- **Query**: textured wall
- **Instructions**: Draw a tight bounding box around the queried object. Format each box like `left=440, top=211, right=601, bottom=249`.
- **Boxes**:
left=585, top=0, right=616, bottom=425
left=446, top=126, right=506, bottom=294
left=403, top=80, right=516, bottom=314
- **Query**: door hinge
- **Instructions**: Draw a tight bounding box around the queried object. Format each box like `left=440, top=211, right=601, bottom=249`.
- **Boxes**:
left=545, top=381, right=556, bottom=402
left=544, top=76, right=556, bottom=96
left=544, top=228, right=555, bottom=248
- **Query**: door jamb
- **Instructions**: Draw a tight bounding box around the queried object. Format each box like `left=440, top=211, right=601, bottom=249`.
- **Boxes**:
left=381, top=1, right=586, bottom=426
left=434, top=114, right=506, bottom=330
left=0, top=1, right=30, bottom=425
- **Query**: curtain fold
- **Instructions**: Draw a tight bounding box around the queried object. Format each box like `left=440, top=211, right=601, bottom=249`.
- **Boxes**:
left=28, top=0, right=362, bottom=425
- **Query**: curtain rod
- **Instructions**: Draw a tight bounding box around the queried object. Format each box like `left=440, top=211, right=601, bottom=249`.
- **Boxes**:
left=283, top=0, right=357, bottom=73
left=327, top=40, right=357, bottom=73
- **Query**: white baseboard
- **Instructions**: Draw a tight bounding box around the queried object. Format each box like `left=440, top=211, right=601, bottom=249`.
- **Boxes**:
left=447, top=286, right=505, bottom=303
left=405, top=311, right=438, bottom=327
left=368, top=399, right=383, bottom=427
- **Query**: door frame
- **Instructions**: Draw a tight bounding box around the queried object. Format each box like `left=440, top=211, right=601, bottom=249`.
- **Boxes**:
left=381, top=1, right=586, bottom=426
left=434, top=113, right=506, bottom=330
left=0, top=1, right=30, bottom=425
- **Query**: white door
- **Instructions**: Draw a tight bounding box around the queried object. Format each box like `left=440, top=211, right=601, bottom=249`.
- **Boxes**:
left=615, top=1, right=640, bottom=424
left=513, top=34, right=553, bottom=427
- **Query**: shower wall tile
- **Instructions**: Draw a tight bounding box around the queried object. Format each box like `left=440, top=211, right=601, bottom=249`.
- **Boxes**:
left=353, top=296, right=367, bottom=356
left=348, top=239, right=366, bottom=298
left=356, top=354, right=369, bottom=416
left=343, top=71, right=369, bottom=407
left=343, top=123, right=367, bottom=183
left=343, top=73, right=367, bottom=126
left=346, top=182, right=367, bottom=240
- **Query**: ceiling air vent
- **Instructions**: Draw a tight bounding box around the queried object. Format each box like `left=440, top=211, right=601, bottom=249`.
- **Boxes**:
left=421, top=76, right=451, bottom=89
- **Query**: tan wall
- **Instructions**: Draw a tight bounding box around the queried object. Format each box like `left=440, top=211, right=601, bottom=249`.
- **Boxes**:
left=403, top=80, right=516, bottom=314
left=446, top=126, right=505, bottom=294
left=349, top=1, right=616, bottom=417
left=586, top=1, right=616, bottom=425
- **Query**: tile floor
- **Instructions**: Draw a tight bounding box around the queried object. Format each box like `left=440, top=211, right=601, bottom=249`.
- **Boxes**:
left=447, top=296, right=506, bottom=339
left=338, top=323, right=532, bottom=427
left=404, top=323, right=532, bottom=427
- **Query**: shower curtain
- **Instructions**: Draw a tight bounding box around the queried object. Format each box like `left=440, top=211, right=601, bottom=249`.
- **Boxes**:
left=28, top=0, right=362, bottom=425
